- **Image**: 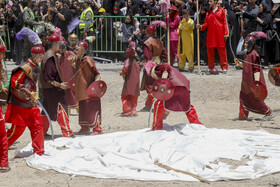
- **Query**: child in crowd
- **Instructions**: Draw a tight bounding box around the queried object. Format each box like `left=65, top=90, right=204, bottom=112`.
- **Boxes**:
left=177, top=9, right=195, bottom=72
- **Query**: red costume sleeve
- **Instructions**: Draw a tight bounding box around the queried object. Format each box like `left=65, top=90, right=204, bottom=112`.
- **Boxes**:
left=92, top=66, right=100, bottom=77
left=11, top=70, right=26, bottom=88
left=252, top=54, right=260, bottom=73
left=144, top=45, right=153, bottom=60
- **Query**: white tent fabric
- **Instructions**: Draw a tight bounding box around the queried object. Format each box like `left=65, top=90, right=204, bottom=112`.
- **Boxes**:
left=18, top=124, right=280, bottom=182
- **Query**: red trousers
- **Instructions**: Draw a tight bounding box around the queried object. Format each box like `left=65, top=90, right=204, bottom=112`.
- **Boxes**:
left=121, top=95, right=138, bottom=115
left=6, top=105, right=44, bottom=156
left=152, top=100, right=202, bottom=130
left=239, top=100, right=249, bottom=119
left=239, top=100, right=272, bottom=119
left=145, top=87, right=154, bottom=109
left=0, top=107, right=8, bottom=167
left=207, top=47, right=228, bottom=70
left=42, top=104, right=73, bottom=137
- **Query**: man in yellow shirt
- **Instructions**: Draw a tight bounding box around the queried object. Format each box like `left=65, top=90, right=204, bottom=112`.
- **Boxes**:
left=79, top=0, right=94, bottom=39
left=177, top=9, right=195, bottom=72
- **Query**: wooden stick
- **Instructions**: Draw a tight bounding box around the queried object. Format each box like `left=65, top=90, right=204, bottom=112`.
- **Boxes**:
left=196, top=0, right=201, bottom=74
left=167, top=16, right=171, bottom=65
left=154, top=161, right=210, bottom=183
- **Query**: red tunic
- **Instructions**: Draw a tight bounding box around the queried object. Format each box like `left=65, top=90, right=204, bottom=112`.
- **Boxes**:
left=121, top=58, right=140, bottom=97
left=59, top=51, right=78, bottom=108
left=158, top=64, right=191, bottom=112
left=201, top=7, right=229, bottom=48
left=240, top=50, right=270, bottom=114
left=75, top=56, right=101, bottom=127
left=5, top=60, right=41, bottom=125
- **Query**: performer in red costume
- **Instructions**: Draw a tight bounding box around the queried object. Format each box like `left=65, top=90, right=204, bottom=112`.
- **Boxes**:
left=141, top=25, right=167, bottom=110
left=120, top=47, right=140, bottom=116
left=0, top=44, right=9, bottom=172
left=236, top=36, right=274, bottom=120
left=74, top=41, right=102, bottom=135
left=58, top=41, right=78, bottom=115
left=197, top=0, right=229, bottom=74
left=40, top=34, right=74, bottom=137
left=5, top=45, right=45, bottom=156
left=145, top=62, right=203, bottom=130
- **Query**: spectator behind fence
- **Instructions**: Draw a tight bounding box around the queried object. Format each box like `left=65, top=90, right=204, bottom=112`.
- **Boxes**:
left=48, top=0, right=72, bottom=39
left=238, top=0, right=259, bottom=38
left=256, top=2, right=272, bottom=65
left=120, top=15, right=135, bottom=54
left=78, top=0, right=94, bottom=40
left=22, top=0, right=36, bottom=63
left=271, top=3, right=280, bottom=63
left=97, top=8, right=113, bottom=52
left=133, top=24, right=148, bottom=61
left=10, top=3, right=24, bottom=65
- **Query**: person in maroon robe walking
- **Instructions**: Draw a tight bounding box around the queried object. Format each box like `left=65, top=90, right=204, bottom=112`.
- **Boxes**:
left=74, top=41, right=102, bottom=135
left=236, top=36, right=274, bottom=120
left=58, top=41, right=78, bottom=115
left=120, top=47, right=140, bottom=116
left=39, top=34, right=74, bottom=137
left=145, top=62, right=203, bottom=130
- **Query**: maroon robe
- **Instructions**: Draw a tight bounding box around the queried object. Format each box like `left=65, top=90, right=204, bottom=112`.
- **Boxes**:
left=163, top=66, right=191, bottom=112
left=59, top=51, right=78, bottom=108
left=75, top=56, right=101, bottom=127
left=121, top=58, right=140, bottom=97
left=42, top=57, right=68, bottom=120
left=240, top=50, right=270, bottom=114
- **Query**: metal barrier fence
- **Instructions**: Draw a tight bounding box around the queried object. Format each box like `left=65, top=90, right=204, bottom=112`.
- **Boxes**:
left=81, top=16, right=166, bottom=55
left=0, top=16, right=166, bottom=57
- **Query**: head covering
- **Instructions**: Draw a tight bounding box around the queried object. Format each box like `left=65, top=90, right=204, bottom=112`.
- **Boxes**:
left=261, top=2, right=270, bottom=12
left=126, top=47, right=135, bottom=59
left=169, top=6, right=178, bottom=18
left=245, top=35, right=256, bottom=51
left=146, top=25, right=156, bottom=35
left=98, top=8, right=106, bottom=13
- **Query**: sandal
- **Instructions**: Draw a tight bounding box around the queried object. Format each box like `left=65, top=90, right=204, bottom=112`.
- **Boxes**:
left=0, top=166, right=11, bottom=173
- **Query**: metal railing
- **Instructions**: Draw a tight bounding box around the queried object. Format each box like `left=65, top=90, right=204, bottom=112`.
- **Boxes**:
left=80, top=15, right=166, bottom=54
left=0, top=15, right=166, bottom=56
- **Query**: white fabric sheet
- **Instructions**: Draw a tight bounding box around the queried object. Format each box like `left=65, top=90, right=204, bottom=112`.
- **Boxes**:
left=19, top=124, right=280, bottom=181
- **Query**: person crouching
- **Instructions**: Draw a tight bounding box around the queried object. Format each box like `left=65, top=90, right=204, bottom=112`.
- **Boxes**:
left=145, top=62, right=203, bottom=130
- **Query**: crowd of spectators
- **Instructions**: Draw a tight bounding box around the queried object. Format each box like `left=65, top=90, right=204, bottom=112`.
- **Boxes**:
left=0, top=0, right=279, bottom=65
